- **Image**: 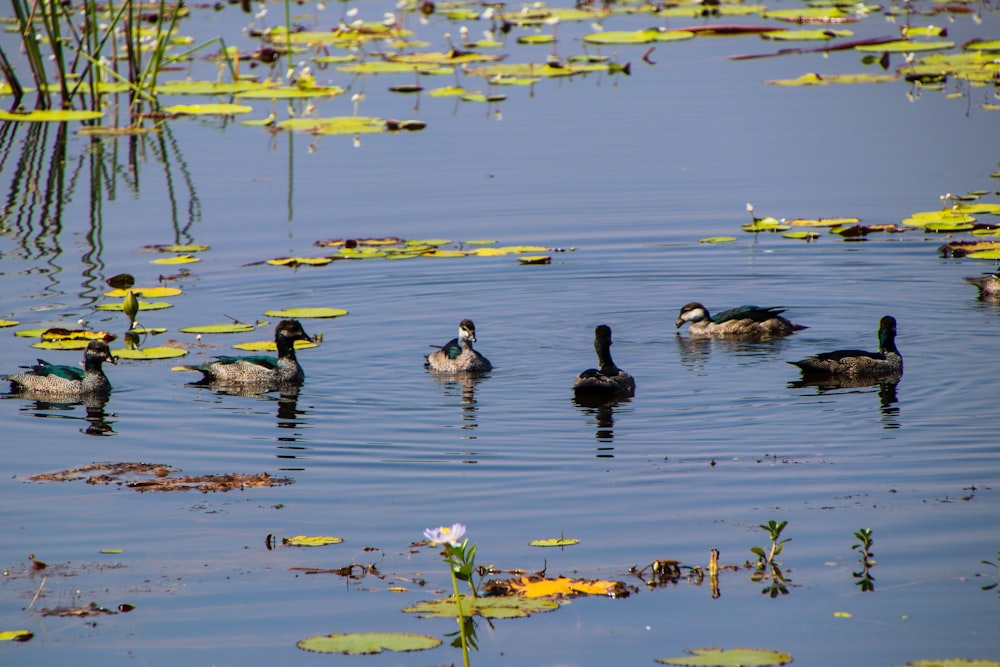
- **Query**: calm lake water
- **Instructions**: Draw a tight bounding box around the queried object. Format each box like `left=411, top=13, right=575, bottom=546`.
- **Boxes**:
left=1, top=0, right=999, bottom=665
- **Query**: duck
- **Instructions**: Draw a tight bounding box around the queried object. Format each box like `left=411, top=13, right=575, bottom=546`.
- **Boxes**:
left=5, top=340, right=116, bottom=395
left=425, top=319, right=493, bottom=372
left=675, top=302, right=806, bottom=338
left=964, top=273, right=1000, bottom=300
left=573, top=325, right=635, bottom=398
left=176, top=319, right=313, bottom=387
left=789, top=315, right=902, bottom=379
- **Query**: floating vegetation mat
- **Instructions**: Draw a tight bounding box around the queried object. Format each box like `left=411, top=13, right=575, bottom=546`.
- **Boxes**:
left=28, top=462, right=293, bottom=493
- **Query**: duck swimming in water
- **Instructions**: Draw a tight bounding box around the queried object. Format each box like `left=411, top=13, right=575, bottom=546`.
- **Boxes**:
left=675, top=302, right=806, bottom=338
left=176, top=319, right=313, bottom=387
left=425, top=319, right=492, bottom=372
left=5, top=340, right=116, bottom=396
left=573, top=325, right=635, bottom=398
left=789, top=315, right=902, bottom=379
left=964, top=273, right=1000, bottom=300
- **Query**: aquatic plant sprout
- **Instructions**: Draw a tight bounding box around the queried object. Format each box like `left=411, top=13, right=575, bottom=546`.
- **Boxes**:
left=424, top=523, right=467, bottom=547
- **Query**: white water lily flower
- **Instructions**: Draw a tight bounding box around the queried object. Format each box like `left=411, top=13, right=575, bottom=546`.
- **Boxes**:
left=424, top=523, right=467, bottom=546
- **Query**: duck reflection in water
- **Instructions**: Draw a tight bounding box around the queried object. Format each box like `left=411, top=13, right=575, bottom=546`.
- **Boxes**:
left=675, top=335, right=791, bottom=373
left=427, top=371, right=485, bottom=431
left=6, top=393, right=116, bottom=436
left=574, top=393, right=629, bottom=450
left=788, top=375, right=901, bottom=427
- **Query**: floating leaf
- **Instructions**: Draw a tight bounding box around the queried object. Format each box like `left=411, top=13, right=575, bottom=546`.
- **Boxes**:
left=0, top=319, right=21, bottom=328
left=655, top=647, right=793, bottom=666
left=282, top=535, right=344, bottom=547
left=0, top=110, right=104, bottom=122
left=0, top=630, right=33, bottom=642
left=266, top=256, right=334, bottom=266
left=297, top=632, right=440, bottom=655
left=967, top=249, right=1000, bottom=259
left=583, top=29, right=694, bottom=45
left=464, top=239, right=497, bottom=245
left=32, top=340, right=91, bottom=350
left=112, top=347, right=188, bottom=360
left=262, top=307, right=348, bottom=318
left=832, top=611, right=853, bottom=617
left=699, top=236, right=737, bottom=244
left=788, top=217, right=860, bottom=227
left=762, top=29, right=853, bottom=41
left=99, top=549, right=124, bottom=554
left=765, top=72, right=897, bottom=86
left=855, top=40, right=955, bottom=53
left=96, top=300, right=173, bottom=312
left=131, top=327, right=167, bottom=335
left=529, top=537, right=580, bottom=547
left=763, top=7, right=847, bottom=21
left=278, top=116, right=388, bottom=135
left=782, top=231, right=820, bottom=240
left=403, top=594, right=560, bottom=619
left=517, top=34, right=557, bottom=44
left=145, top=244, right=209, bottom=253
left=39, top=328, right=115, bottom=342
left=518, top=255, right=551, bottom=264
left=105, top=287, right=182, bottom=298
left=179, top=324, right=256, bottom=334
left=164, top=103, right=254, bottom=115
left=505, top=575, right=626, bottom=598
left=152, top=255, right=201, bottom=265
left=15, top=328, right=48, bottom=338
left=232, top=339, right=318, bottom=351
left=924, top=221, right=975, bottom=232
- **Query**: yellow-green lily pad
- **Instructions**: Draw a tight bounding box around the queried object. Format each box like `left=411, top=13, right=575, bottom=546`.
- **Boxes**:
left=111, top=347, right=188, bottom=360
left=266, top=256, right=334, bottom=266
left=150, top=244, right=209, bottom=253
left=763, top=7, right=847, bottom=21
left=0, top=110, right=104, bottom=122
left=164, top=103, right=254, bottom=115
left=96, top=300, right=173, bottom=311
left=0, top=319, right=19, bottom=328
left=99, top=549, right=124, bottom=554
left=656, top=647, right=793, bottom=666
left=278, top=116, right=387, bottom=135
left=152, top=255, right=201, bottom=265
left=15, top=328, right=48, bottom=338
left=762, top=29, right=853, bottom=41
left=105, top=287, right=182, bottom=298
left=32, top=340, right=90, bottom=350
left=403, top=594, right=560, bottom=619
left=967, top=249, right=1000, bottom=259
left=529, top=537, right=580, bottom=547
left=699, top=236, right=737, bottom=244
left=0, top=630, right=33, bottom=641
left=855, top=40, right=955, bottom=53
left=297, top=632, right=440, bottom=655
left=517, top=34, right=557, bottom=45
left=583, top=28, right=694, bottom=45
left=282, top=535, right=344, bottom=547
left=783, top=231, right=820, bottom=240
left=765, top=72, right=897, bottom=86
left=263, top=307, right=348, bottom=318
left=131, top=327, right=167, bottom=335
left=464, top=239, right=497, bottom=245
left=232, top=339, right=318, bottom=351
left=924, top=221, right=975, bottom=232
left=179, top=324, right=256, bottom=334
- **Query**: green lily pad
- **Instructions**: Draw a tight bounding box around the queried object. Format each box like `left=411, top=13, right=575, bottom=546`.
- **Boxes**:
left=265, top=256, right=334, bottom=266
left=282, top=535, right=344, bottom=546
left=297, top=632, right=440, bottom=655
left=278, top=116, right=387, bottom=135
left=262, top=307, right=348, bottom=318
left=32, top=340, right=90, bottom=350
left=151, top=244, right=209, bottom=253
left=0, top=630, right=33, bottom=641
left=152, top=255, right=201, bottom=265
left=517, top=34, right=557, bottom=44
left=529, top=537, right=580, bottom=547
left=0, top=319, right=19, bottom=328
left=232, top=339, right=318, bottom=351
left=111, top=347, right=189, bottom=360
left=402, top=594, right=560, bottom=619
left=783, top=231, right=820, bottom=240
left=924, top=222, right=975, bottom=232
left=0, top=110, right=103, bottom=122
left=99, top=549, right=124, bottom=554
left=15, top=328, right=48, bottom=338
left=179, top=324, right=256, bottom=334
left=462, top=93, right=507, bottom=102
left=766, top=72, right=897, bottom=86
left=95, top=300, right=173, bottom=311
left=237, top=85, right=345, bottom=99
left=429, top=85, right=469, bottom=97
left=464, top=239, right=497, bottom=245
left=131, top=327, right=167, bottom=335
left=656, top=647, right=793, bottom=666
left=966, top=249, right=1000, bottom=259
left=699, top=236, right=737, bottom=244
left=762, top=29, right=853, bottom=41
left=855, top=40, right=955, bottom=53
left=964, top=39, right=1000, bottom=51
left=763, top=7, right=847, bottom=21
left=105, top=287, right=182, bottom=298
left=518, top=255, right=551, bottom=264
left=583, top=29, right=694, bottom=45
left=164, top=103, right=254, bottom=115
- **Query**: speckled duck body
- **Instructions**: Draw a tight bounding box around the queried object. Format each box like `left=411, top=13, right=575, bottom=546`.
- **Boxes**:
left=675, top=302, right=806, bottom=338
left=180, top=319, right=312, bottom=387
left=425, top=319, right=493, bottom=373
left=5, top=340, right=116, bottom=396
left=790, top=315, right=902, bottom=379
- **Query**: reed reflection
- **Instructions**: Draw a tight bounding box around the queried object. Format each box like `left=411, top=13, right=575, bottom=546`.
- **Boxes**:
left=6, top=393, right=116, bottom=436
left=788, top=375, right=901, bottom=428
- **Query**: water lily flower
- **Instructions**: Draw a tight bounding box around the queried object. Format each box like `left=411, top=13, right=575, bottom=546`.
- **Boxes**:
left=424, top=523, right=467, bottom=546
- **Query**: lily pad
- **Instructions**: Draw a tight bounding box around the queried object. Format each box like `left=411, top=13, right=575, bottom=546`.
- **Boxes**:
left=164, top=103, right=254, bottom=115
left=0, top=110, right=104, bottom=122
left=112, top=347, right=189, bottom=360
left=265, top=256, right=334, bottom=266
left=518, top=255, right=551, bottom=264
left=656, top=647, right=793, bottom=666
left=783, top=231, right=820, bottom=240
left=699, top=236, right=737, bottom=244
left=31, top=340, right=90, bottom=350
left=855, top=40, right=955, bottom=53
left=152, top=255, right=201, bottom=265
left=402, top=594, right=560, bottom=619
left=96, top=300, right=173, bottom=311
left=282, top=535, right=344, bottom=546
left=583, top=29, right=694, bottom=45
left=967, top=249, right=1000, bottom=259
left=297, top=632, right=441, bottom=655
left=262, top=307, right=348, bottom=318
left=105, top=287, right=182, bottom=298
left=0, top=630, right=33, bottom=641
left=0, top=320, right=20, bottom=328
left=232, top=339, right=318, bottom=351
left=529, top=537, right=580, bottom=547
left=179, top=324, right=256, bottom=334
